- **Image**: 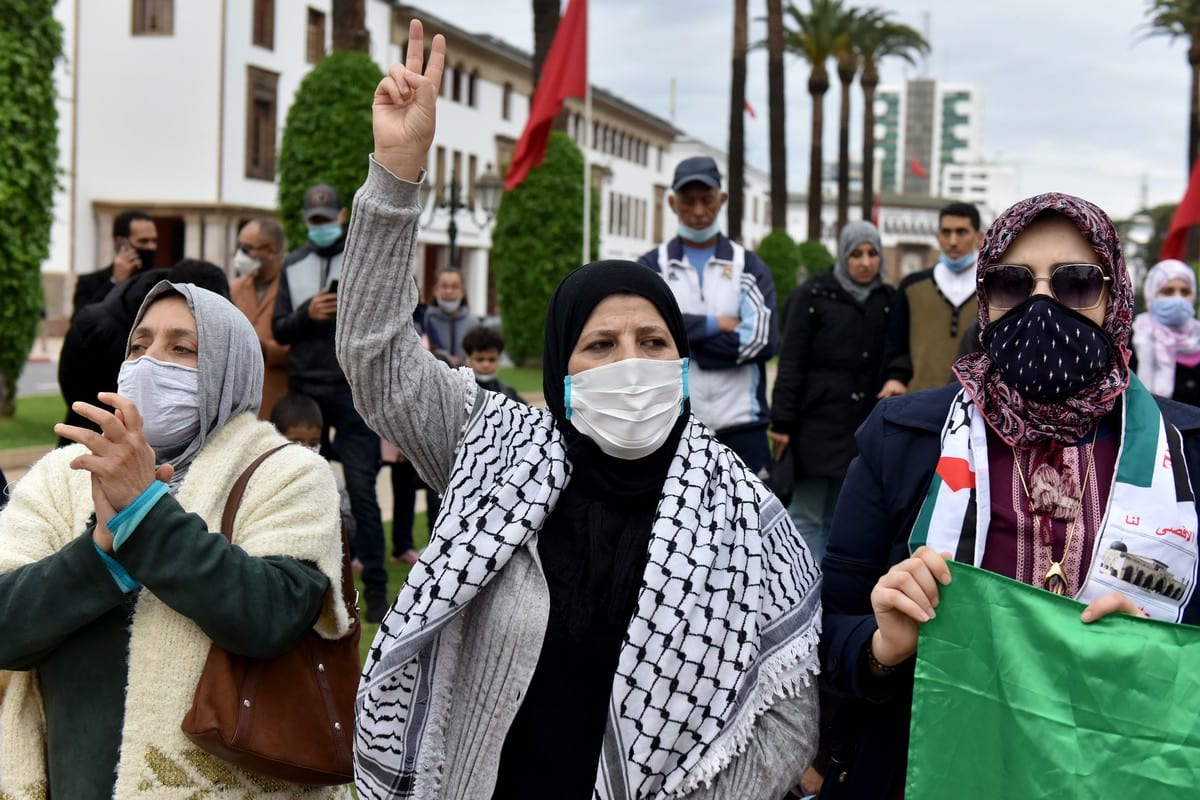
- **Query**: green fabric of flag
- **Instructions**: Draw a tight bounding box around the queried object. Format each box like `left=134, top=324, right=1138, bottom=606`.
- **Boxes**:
left=907, top=562, right=1200, bottom=798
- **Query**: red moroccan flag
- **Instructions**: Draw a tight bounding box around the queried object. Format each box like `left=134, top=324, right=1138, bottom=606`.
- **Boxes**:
left=503, top=0, right=587, bottom=190
left=1161, top=155, right=1200, bottom=260
left=909, top=157, right=928, bottom=178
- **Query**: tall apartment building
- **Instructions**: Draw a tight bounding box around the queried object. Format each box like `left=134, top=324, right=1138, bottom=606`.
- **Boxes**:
left=875, top=77, right=1017, bottom=220
left=877, top=78, right=982, bottom=196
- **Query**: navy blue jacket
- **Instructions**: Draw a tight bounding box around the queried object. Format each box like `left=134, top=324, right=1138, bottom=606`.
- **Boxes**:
left=819, top=384, right=1200, bottom=799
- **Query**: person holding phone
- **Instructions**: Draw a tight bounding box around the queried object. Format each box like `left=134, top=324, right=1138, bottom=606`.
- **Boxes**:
left=72, top=209, right=158, bottom=318
left=272, top=183, right=389, bottom=624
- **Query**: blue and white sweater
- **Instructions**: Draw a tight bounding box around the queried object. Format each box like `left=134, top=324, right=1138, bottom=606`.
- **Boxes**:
left=638, top=236, right=778, bottom=434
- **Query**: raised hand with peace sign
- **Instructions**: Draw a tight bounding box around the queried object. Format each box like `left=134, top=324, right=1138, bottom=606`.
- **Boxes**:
left=373, top=19, right=445, bottom=182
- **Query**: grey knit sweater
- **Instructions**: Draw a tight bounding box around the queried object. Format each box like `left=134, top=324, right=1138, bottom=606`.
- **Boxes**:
left=336, top=158, right=817, bottom=799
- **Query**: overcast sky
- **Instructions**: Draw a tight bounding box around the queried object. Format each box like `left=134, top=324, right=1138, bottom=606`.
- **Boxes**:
left=413, top=0, right=1191, bottom=221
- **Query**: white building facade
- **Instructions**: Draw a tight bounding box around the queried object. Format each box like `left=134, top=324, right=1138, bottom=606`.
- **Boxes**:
left=45, top=0, right=775, bottom=325
left=46, top=0, right=398, bottom=320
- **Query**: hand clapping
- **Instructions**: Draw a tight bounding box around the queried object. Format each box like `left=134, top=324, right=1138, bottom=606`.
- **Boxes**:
left=54, top=393, right=174, bottom=549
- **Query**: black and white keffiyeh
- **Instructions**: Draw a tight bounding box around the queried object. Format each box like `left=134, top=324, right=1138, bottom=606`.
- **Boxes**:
left=355, top=389, right=821, bottom=799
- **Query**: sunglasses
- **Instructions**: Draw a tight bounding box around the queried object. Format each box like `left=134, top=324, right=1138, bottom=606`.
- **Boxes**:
left=979, top=263, right=1111, bottom=310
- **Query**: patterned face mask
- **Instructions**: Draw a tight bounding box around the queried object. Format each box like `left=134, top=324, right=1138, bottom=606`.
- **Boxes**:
left=982, top=295, right=1112, bottom=402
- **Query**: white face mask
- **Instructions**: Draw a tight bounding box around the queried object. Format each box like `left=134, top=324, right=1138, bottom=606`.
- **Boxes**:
left=565, top=357, right=688, bottom=460
left=117, top=356, right=201, bottom=450
left=232, top=249, right=262, bottom=277
left=437, top=296, right=462, bottom=314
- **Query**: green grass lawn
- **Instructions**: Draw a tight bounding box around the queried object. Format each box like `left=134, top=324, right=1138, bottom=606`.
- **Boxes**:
left=496, top=365, right=543, bottom=395
left=352, top=514, right=431, bottom=664
left=0, top=395, right=64, bottom=450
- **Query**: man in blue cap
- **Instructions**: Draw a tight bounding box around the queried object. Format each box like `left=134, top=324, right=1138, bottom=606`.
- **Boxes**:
left=638, top=155, right=779, bottom=478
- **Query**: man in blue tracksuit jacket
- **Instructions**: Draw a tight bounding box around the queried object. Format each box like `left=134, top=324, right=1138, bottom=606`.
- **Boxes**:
left=638, top=155, right=778, bottom=478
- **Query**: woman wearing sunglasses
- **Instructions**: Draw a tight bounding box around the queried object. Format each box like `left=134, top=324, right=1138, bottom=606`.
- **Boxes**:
left=817, top=193, right=1200, bottom=799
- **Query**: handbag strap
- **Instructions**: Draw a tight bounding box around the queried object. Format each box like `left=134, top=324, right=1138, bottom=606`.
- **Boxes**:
left=219, top=444, right=294, bottom=542
left=220, top=443, right=360, bottom=628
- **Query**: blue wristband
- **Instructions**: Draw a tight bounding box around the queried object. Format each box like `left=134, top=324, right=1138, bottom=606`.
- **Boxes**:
left=108, top=481, right=170, bottom=550
left=93, top=542, right=141, bottom=593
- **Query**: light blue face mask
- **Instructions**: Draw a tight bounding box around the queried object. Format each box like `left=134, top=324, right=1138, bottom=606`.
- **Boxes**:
left=939, top=251, right=977, bottom=273
left=678, top=220, right=721, bottom=244
left=307, top=222, right=342, bottom=248
left=1152, top=296, right=1196, bottom=328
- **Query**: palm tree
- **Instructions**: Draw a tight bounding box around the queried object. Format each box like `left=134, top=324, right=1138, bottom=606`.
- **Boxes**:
left=331, top=0, right=369, bottom=52
left=532, top=0, right=561, bottom=89
left=729, top=0, right=748, bottom=242
left=784, top=0, right=855, bottom=242
left=856, top=14, right=929, bottom=220
left=1140, top=0, right=1200, bottom=171
left=766, top=0, right=788, bottom=230
left=834, top=7, right=874, bottom=232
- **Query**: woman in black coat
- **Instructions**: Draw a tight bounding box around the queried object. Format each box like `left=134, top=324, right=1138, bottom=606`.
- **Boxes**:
left=770, top=221, right=893, bottom=563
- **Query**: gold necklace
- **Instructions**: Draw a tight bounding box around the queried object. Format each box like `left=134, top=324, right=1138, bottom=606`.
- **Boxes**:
left=1011, top=428, right=1098, bottom=595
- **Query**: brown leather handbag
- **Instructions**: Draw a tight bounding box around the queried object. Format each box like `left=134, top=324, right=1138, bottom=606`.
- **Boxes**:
left=181, top=444, right=362, bottom=785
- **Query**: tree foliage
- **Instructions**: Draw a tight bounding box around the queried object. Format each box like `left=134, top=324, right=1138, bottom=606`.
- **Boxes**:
left=784, top=0, right=855, bottom=241
left=278, top=51, right=383, bottom=247
left=796, top=238, right=836, bottom=279
left=756, top=229, right=802, bottom=313
left=491, top=132, right=598, bottom=364
left=0, top=0, right=61, bottom=416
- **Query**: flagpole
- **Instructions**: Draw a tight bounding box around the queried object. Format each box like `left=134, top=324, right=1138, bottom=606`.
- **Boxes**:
left=581, top=2, right=591, bottom=266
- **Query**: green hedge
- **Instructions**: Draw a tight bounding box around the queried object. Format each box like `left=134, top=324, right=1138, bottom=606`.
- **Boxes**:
left=0, top=1, right=60, bottom=416
left=277, top=52, right=383, bottom=248
left=756, top=229, right=802, bottom=313
left=797, top=239, right=836, bottom=279
left=490, top=132, right=599, bottom=364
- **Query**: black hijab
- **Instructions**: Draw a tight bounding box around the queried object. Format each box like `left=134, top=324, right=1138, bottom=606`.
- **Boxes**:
left=492, top=261, right=692, bottom=799
left=542, top=259, right=690, bottom=428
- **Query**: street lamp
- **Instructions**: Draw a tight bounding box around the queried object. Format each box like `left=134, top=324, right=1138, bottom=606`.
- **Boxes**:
left=419, top=164, right=504, bottom=266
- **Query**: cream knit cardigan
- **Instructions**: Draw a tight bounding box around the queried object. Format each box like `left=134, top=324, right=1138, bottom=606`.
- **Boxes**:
left=0, top=413, right=354, bottom=799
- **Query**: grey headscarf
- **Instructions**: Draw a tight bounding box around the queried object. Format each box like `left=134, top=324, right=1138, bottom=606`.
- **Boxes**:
left=833, top=220, right=886, bottom=304
left=129, top=281, right=264, bottom=485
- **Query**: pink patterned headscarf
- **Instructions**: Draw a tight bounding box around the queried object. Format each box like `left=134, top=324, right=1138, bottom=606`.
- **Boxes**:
left=951, top=193, right=1133, bottom=447
left=1133, top=259, right=1200, bottom=396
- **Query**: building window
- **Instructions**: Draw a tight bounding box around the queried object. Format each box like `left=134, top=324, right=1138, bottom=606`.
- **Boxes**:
left=245, top=66, right=279, bottom=180
left=435, top=146, right=446, bottom=205
left=306, top=8, right=325, bottom=63
left=132, top=0, right=173, bottom=35
left=452, top=64, right=464, bottom=102
left=468, top=154, right=478, bottom=206
left=502, top=82, right=513, bottom=120
left=252, top=0, right=274, bottom=49
left=468, top=71, right=479, bottom=108
left=452, top=151, right=463, bottom=198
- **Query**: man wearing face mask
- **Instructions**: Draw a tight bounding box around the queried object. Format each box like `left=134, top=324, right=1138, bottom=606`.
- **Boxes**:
left=880, top=201, right=984, bottom=396
left=230, top=217, right=289, bottom=419
left=72, top=209, right=159, bottom=318
left=637, top=155, right=779, bottom=479
left=272, top=183, right=389, bottom=623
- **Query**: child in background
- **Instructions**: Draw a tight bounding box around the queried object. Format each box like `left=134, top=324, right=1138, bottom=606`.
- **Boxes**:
left=462, top=325, right=524, bottom=403
left=271, top=393, right=356, bottom=545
